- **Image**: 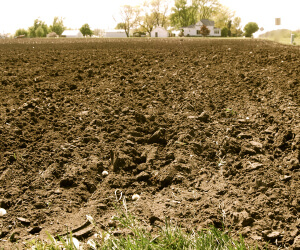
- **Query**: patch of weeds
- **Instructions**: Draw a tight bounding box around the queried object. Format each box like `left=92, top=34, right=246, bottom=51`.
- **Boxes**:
left=225, top=108, right=237, bottom=117
left=194, top=226, right=248, bottom=250
left=26, top=196, right=257, bottom=249
left=87, top=197, right=255, bottom=250
left=25, top=231, right=79, bottom=249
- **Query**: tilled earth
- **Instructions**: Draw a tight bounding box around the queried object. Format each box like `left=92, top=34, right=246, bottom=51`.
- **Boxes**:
left=0, top=38, right=299, bottom=249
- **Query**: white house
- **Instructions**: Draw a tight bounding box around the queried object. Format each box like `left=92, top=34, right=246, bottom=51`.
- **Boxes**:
left=182, top=19, right=221, bottom=37
left=104, top=29, right=127, bottom=38
left=61, top=30, right=83, bottom=38
left=151, top=27, right=169, bottom=38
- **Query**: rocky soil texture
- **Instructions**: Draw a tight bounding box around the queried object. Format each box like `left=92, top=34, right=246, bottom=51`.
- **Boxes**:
left=0, top=38, right=299, bottom=249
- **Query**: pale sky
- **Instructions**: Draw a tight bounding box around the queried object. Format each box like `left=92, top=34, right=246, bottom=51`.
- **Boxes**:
left=1, top=0, right=300, bottom=36
left=221, top=0, right=300, bottom=37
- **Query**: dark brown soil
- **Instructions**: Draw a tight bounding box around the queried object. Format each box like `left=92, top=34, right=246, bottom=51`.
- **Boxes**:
left=0, top=38, right=299, bottom=249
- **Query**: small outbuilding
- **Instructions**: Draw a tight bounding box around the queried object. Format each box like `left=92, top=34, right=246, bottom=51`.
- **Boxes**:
left=47, top=32, right=59, bottom=38
left=151, top=27, right=169, bottom=38
left=61, top=30, right=83, bottom=38
left=104, top=29, right=127, bottom=38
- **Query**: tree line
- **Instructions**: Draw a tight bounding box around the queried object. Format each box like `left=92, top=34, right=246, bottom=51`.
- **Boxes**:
left=15, top=17, right=94, bottom=38
left=15, top=0, right=259, bottom=38
left=115, top=0, right=258, bottom=37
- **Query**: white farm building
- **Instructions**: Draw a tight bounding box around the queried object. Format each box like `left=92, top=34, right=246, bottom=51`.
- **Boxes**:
left=104, top=29, right=127, bottom=38
left=61, top=30, right=83, bottom=38
left=182, top=19, right=221, bottom=37
left=151, top=27, right=169, bottom=37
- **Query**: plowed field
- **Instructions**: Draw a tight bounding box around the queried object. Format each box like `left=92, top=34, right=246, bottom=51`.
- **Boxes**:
left=0, top=38, right=299, bottom=249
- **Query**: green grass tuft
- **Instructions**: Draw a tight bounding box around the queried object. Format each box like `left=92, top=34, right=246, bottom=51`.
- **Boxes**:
left=24, top=198, right=258, bottom=249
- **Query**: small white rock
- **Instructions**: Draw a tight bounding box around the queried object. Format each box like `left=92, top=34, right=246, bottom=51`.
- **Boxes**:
left=87, top=239, right=97, bottom=250
left=132, top=194, right=140, bottom=201
left=86, top=214, right=94, bottom=224
left=0, top=208, right=7, bottom=217
left=66, top=237, right=80, bottom=249
left=102, top=170, right=108, bottom=176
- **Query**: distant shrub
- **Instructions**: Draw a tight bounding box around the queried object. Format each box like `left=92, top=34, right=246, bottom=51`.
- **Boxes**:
left=35, top=26, right=44, bottom=37
left=221, top=27, right=228, bottom=37
left=47, top=32, right=58, bottom=38
left=80, top=23, right=93, bottom=37
left=244, top=22, right=259, bottom=37
left=28, top=19, right=49, bottom=37
left=15, top=29, right=28, bottom=38
left=50, top=17, right=65, bottom=36
left=200, top=25, right=210, bottom=37
left=293, top=32, right=299, bottom=38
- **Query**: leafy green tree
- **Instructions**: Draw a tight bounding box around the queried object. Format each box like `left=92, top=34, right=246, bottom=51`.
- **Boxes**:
left=15, top=29, right=28, bottom=37
left=170, top=0, right=225, bottom=29
left=35, top=26, right=44, bottom=37
left=115, top=23, right=126, bottom=29
left=28, top=19, right=49, bottom=37
left=200, top=24, right=210, bottom=36
left=169, top=0, right=198, bottom=29
left=194, top=0, right=221, bottom=20
left=244, top=22, right=259, bottom=37
left=221, top=27, right=228, bottom=37
left=50, top=17, right=65, bottom=36
left=227, top=20, right=232, bottom=37
left=139, top=13, right=155, bottom=35
left=119, top=5, right=141, bottom=37
left=212, top=5, right=234, bottom=29
left=80, top=23, right=93, bottom=37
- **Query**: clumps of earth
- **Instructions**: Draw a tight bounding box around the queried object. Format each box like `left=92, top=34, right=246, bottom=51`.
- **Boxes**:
left=0, top=38, right=299, bottom=249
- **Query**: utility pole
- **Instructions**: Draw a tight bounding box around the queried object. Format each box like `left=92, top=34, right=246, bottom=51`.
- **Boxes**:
left=274, top=18, right=281, bottom=42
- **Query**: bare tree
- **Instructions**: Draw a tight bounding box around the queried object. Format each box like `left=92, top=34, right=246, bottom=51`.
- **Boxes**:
left=139, top=12, right=156, bottom=36
left=231, top=16, right=243, bottom=37
left=150, top=0, right=170, bottom=28
left=93, top=28, right=105, bottom=37
left=119, top=5, right=141, bottom=37
left=138, top=0, right=170, bottom=36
